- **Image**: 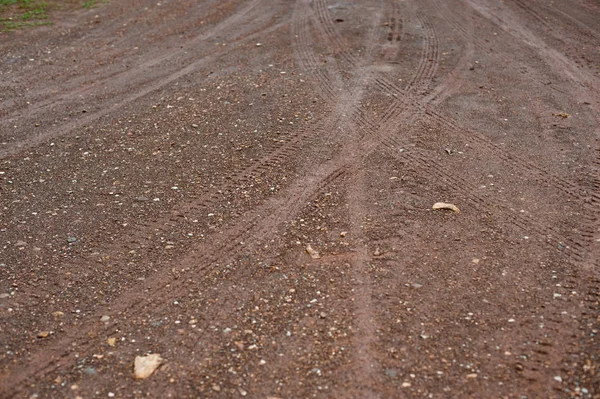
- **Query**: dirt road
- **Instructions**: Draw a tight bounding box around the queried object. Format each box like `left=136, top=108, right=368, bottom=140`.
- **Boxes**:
left=1, top=0, right=599, bottom=397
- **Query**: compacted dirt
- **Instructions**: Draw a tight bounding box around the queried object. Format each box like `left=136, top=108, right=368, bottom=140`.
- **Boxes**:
left=1, top=0, right=600, bottom=397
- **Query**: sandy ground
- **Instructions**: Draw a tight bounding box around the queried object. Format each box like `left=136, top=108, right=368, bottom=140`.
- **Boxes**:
left=1, top=0, right=600, bottom=397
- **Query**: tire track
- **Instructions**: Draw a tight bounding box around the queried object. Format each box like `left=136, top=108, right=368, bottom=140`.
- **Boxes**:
left=292, top=1, right=339, bottom=101
left=434, top=0, right=488, bottom=51
left=312, top=0, right=359, bottom=68
left=505, top=273, right=584, bottom=391
left=299, top=2, right=589, bottom=256
left=2, top=0, right=391, bottom=388
left=18, top=109, right=343, bottom=307
left=322, top=4, right=593, bottom=264
left=2, top=11, right=421, bottom=388
left=421, top=110, right=599, bottom=260
left=579, top=147, right=600, bottom=267
left=292, top=0, right=386, bottom=131
left=374, top=11, right=441, bottom=124
left=367, top=67, right=591, bottom=202
left=5, top=2, right=598, bottom=395
left=11, top=53, right=410, bottom=377
left=5, top=101, right=401, bottom=395
left=573, top=0, right=600, bottom=14
left=405, top=13, right=440, bottom=94
left=345, top=168, right=383, bottom=398
left=511, top=0, right=600, bottom=46
left=0, top=0, right=276, bottom=159
left=425, top=109, right=587, bottom=199
left=382, top=1, right=404, bottom=63
left=464, top=0, right=599, bottom=93
left=380, top=135, right=585, bottom=261
left=0, top=0, right=259, bottom=121
left=1, top=162, right=350, bottom=398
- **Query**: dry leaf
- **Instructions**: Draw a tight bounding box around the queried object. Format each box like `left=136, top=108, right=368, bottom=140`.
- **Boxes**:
left=432, top=202, right=460, bottom=213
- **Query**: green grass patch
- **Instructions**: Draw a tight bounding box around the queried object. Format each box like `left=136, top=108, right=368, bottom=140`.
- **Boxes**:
left=0, top=0, right=50, bottom=31
left=0, top=0, right=108, bottom=31
left=1, top=19, right=51, bottom=30
left=82, top=0, right=96, bottom=9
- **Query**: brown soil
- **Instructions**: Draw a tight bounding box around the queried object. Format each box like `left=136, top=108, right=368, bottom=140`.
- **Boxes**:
left=1, top=0, right=599, bottom=398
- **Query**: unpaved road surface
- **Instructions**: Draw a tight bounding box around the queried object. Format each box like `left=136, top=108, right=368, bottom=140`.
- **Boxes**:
left=1, top=0, right=600, bottom=397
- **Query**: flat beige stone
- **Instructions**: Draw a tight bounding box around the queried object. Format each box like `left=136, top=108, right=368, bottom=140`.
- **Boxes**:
left=134, top=354, right=163, bottom=379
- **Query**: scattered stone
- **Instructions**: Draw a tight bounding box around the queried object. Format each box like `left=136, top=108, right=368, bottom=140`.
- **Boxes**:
left=107, top=337, right=117, bottom=347
left=319, top=312, right=327, bottom=319
left=134, top=354, right=163, bottom=379
left=554, top=376, right=562, bottom=383
left=305, top=244, right=321, bottom=259
left=340, top=231, right=347, bottom=237
left=52, top=311, right=65, bottom=319
left=472, top=258, right=480, bottom=264
left=432, top=202, right=460, bottom=213
left=374, top=247, right=383, bottom=256
left=385, top=368, right=398, bottom=378
left=15, top=241, right=27, bottom=247
left=100, top=315, right=110, bottom=323
left=0, top=293, right=10, bottom=299
left=135, top=196, right=150, bottom=202
left=552, top=112, right=570, bottom=118
left=67, top=237, right=77, bottom=243
left=401, top=382, right=411, bottom=388
left=411, top=283, right=422, bottom=289
left=37, top=331, right=49, bottom=338
left=212, top=384, right=221, bottom=392
left=466, top=373, right=478, bottom=378
left=238, top=387, right=248, bottom=396
left=191, top=124, right=199, bottom=128
left=515, top=363, right=524, bottom=371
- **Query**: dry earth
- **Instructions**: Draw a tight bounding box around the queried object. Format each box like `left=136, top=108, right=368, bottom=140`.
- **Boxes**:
left=1, top=0, right=600, bottom=398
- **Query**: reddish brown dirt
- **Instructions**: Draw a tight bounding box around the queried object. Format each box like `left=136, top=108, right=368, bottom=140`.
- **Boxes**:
left=1, top=0, right=600, bottom=397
